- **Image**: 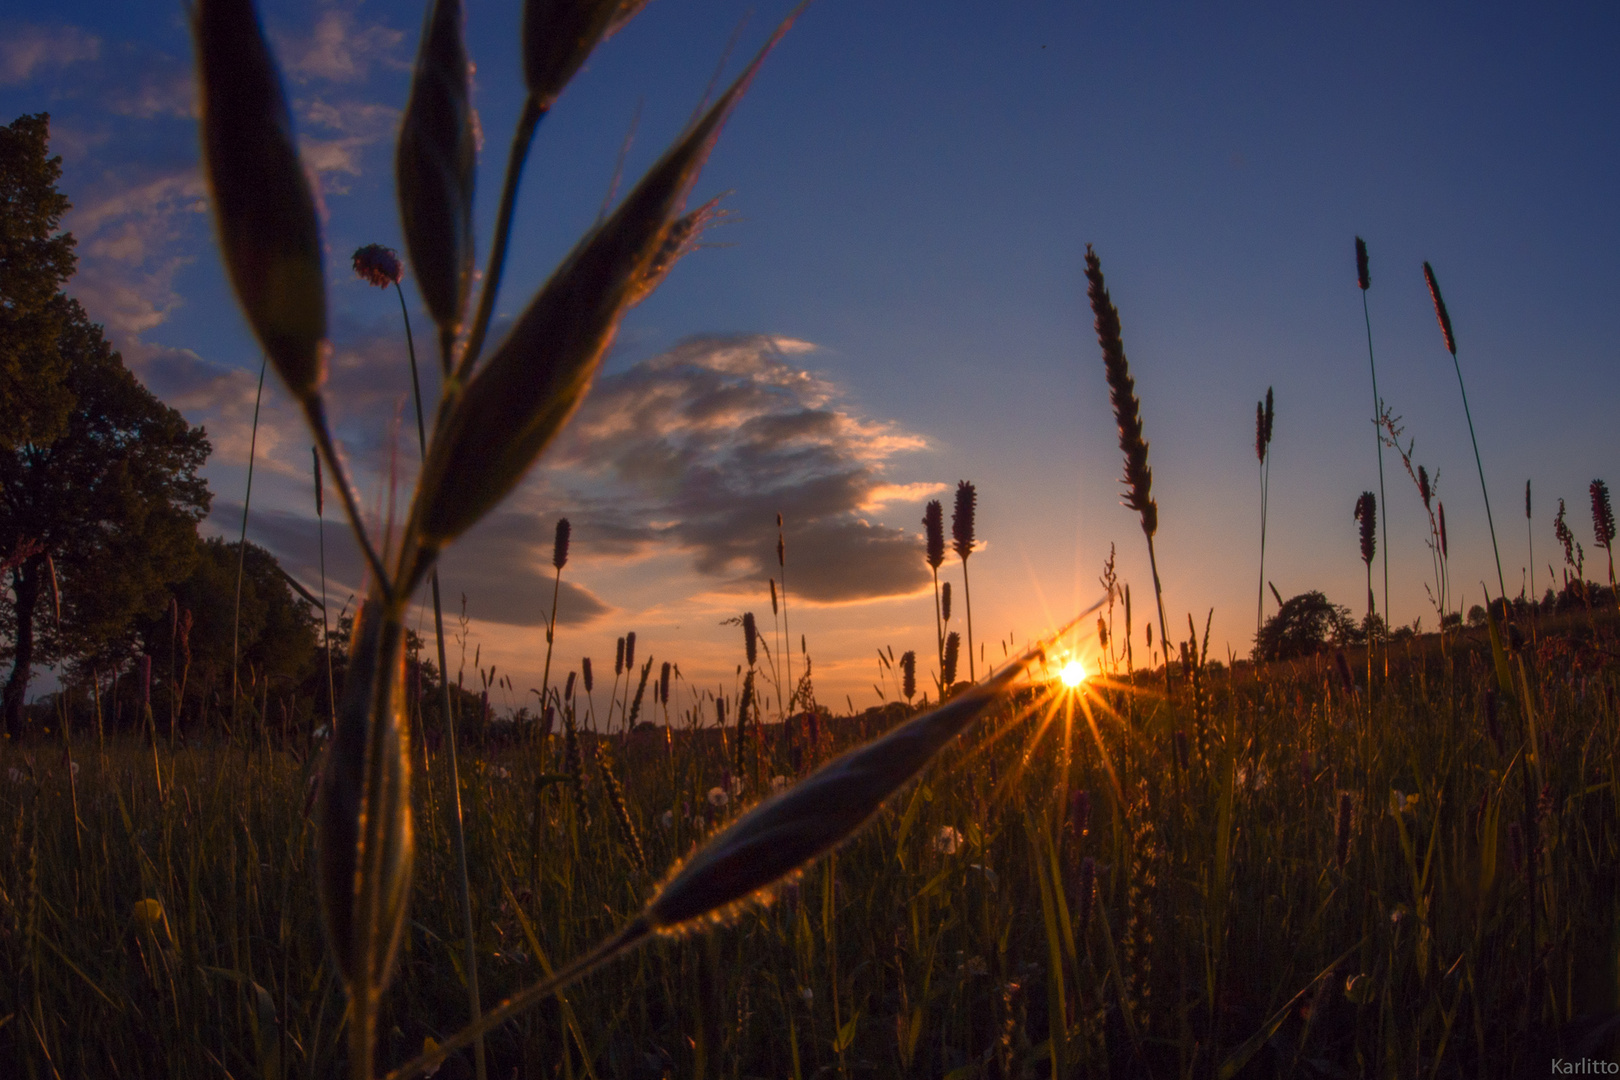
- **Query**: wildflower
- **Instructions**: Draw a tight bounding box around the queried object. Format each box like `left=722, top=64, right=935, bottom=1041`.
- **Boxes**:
left=934, top=825, right=963, bottom=855
left=769, top=774, right=789, bottom=794
left=726, top=774, right=743, bottom=797
left=707, top=786, right=729, bottom=809
left=352, top=244, right=403, bottom=288
left=313, top=724, right=330, bottom=740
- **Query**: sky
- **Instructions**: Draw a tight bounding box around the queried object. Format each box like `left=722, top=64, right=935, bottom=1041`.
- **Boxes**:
left=4, top=1, right=1619, bottom=717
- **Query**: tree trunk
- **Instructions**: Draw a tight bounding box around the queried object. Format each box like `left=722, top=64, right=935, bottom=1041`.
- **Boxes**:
left=3, top=557, right=42, bottom=738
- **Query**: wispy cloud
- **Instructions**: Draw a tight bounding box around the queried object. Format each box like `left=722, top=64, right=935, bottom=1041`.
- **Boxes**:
left=65, top=170, right=208, bottom=339
left=296, top=96, right=399, bottom=195
left=276, top=8, right=405, bottom=85
left=0, top=24, right=100, bottom=85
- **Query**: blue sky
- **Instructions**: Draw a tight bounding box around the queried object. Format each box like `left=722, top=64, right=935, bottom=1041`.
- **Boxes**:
left=5, top=1, right=1618, bottom=713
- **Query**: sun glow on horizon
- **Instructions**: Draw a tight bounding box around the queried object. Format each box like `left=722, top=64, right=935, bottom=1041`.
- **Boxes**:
left=1060, top=659, right=1086, bottom=688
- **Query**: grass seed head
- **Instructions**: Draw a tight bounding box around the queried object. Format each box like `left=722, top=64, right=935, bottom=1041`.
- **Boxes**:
left=1423, top=261, right=1457, bottom=355
left=900, top=650, right=916, bottom=701
left=743, top=612, right=757, bottom=669
left=1355, top=236, right=1370, bottom=291
left=942, top=582, right=952, bottom=625
left=952, top=481, right=977, bottom=561
left=1264, top=386, right=1274, bottom=447
left=1590, top=479, right=1615, bottom=549
left=582, top=657, right=593, bottom=693
left=923, top=500, right=945, bottom=570
left=553, top=517, right=571, bottom=569
left=1255, top=400, right=1266, bottom=464
left=943, top=631, right=960, bottom=686
left=625, top=631, right=636, bottom=671
left=1355, top=491, right=1377, bottom=566
left=1438, top=501, right=1448, bottom=559
left=659, top=661, right=670, bottom=706
left=1085, top=244, right=1157, bottom=537
left=192, top=0, right=327, bottom=406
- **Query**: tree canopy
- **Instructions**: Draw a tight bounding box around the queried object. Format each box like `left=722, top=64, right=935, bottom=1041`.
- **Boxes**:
left=0, top=113, right=77, bottom=451
left=1, top=114, right=212, bottom=736
left=1254, top=590, right=1357, bottom=662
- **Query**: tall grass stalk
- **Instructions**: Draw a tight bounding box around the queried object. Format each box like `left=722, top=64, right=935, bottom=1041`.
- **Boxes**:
left=1085, top=245, right=1172, bottom=690
left=539, top=517, right=571, bottom=713
left=924, top=500, right=946, bottom=687
left=230, top=354, right=267, bottom=741
left=1424, top=261, right=1506, bottom=600
left=314, top=447, right=336, bottom=724
left=952, top=482, right=978, bottom=682
left=1526, top=479, right=1534, bottom=600
left=777, top=514, right=794, bottom=711
left=1254, top=389, right=1273, bottom=643
left=1357, top=238, right=1390, bottom=667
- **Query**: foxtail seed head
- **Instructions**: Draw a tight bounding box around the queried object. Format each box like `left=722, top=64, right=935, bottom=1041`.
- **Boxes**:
left=943, top=631, right=961, bottom=687
left=743, top=612, right=757, bottom=669
left=942, top=581, right=952, bottom=625
left=1423, top=261, right=1456, bottom=355
left=1355, top=236, right=1370, bottom=291
left=900, top=650, right=916, bottom=701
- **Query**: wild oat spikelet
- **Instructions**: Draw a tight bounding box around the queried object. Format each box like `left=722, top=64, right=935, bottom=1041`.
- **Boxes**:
left=1418, top=465, right=1432, bottom=511
left=1423, top=261, right=1457, bottom=355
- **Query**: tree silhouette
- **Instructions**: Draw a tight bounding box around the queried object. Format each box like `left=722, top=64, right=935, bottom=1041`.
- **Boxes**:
left=1, top=114, right=211, bottom=736
left=1254, top=591, right=1357, bottom=662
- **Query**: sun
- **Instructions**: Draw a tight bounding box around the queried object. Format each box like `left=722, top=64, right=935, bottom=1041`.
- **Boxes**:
left=1060, top=659, right=1086, bottom=688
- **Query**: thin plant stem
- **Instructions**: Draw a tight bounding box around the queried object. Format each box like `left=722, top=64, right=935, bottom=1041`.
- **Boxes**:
left=456, top=97, right=544, bottom=381
left=231, top=355, right=267, bottom=737
left=1449, top=351, right=1506, bottom=600
left=305, top=402, right=393, bottom=600
left=931, top=566, right=943, bottom=691
left=1256, top=455, right=1268, bottom=644
left=315, top=447, right=335, bottom=726
left=398, top=278, right=486, bottom=1080
left=1362, top=290, right=1389, bottom=674
left=962, top=557, right=976, bottom=682
left=1146, top=534, right=1172, bottom=695
left=540, top=565, right=561, bottom=711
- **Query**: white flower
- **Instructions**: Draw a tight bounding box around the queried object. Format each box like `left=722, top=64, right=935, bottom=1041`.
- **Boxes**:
left=660, top=810, right=675, bottom=829
left=313, top=725, right=330, bottom=740
left=769, top=775, right=789, bottom=794
left=934, top=825, right=963, bottom=855
left=707, top=786, right=729, bottom=808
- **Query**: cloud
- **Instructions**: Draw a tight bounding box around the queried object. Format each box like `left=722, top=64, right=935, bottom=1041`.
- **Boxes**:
left=65, top=170, right=208, bottom=339
left=209, top=503, right=613, bottom=631
left=277, top=9, right=405, bottom=85
left=0, top=24, right=100, bottom=85
left=296, top=96, right=399, bottom=195
left=536, top=335, right=935, bottom=604
left=105, top=67, right=196, bottom=120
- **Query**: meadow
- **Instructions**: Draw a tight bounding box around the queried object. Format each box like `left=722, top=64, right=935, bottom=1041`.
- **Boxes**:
left=3, top=603, right=1618, bottom=1078
left=3, top=2, right=1617, bottom=1077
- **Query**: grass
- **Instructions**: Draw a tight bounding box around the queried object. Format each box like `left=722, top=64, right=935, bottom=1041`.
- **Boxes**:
left=4, top=608, right=1618, bottom=1077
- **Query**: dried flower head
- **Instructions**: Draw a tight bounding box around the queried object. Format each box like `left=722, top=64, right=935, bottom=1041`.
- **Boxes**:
left=352, top=244, right=403, bottom=288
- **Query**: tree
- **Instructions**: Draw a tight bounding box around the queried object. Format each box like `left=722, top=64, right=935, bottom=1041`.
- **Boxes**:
left=0, top=114, right=77, bottom=451
left=136, top=538, right=318, bottom=729
left=1, top=298, right=211, bottom=737
left=1254, top=591, right=1357, bottom=662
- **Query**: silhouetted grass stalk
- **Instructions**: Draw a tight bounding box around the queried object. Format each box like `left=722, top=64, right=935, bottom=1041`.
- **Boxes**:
left=1085, top=245, right=1172, bottom=691
left=230, top=355, right=267, bottom=739
left=1357, top=238, right=1390, bottom=668
left=1424, top=261, right=1505, bottom=600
